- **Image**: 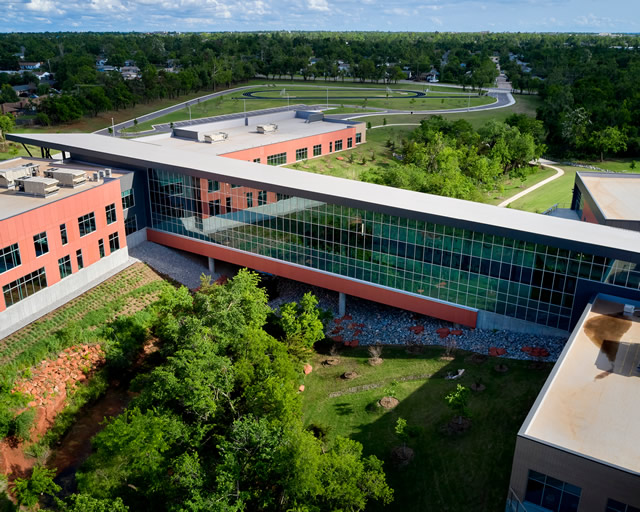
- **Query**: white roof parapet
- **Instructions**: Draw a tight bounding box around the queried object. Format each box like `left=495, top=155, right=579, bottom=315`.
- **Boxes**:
left=7, top=132, right=640, bottom=261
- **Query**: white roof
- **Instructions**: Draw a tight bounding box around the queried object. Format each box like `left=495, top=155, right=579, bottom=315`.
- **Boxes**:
left=8, top=132, right=640, bottom=261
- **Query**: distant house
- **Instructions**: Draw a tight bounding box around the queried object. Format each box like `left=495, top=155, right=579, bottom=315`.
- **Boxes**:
left=19, top=62, right=42, bottom=71
left=120, top=66, right=141, bottom=80
left=97, top=65, right=118, bottom=73
left=12, top=83, right=37, bottom=97
left=123, top=60, right=136, bottom=67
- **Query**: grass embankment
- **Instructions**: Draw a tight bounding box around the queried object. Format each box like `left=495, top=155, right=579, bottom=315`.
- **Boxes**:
left=0, top=262, right=169, bottom=379
left=302, top=345, right=550, bottom=511
left=509, top=160, right=640, bottom=213
left=287, top=121, right=560, bottom=206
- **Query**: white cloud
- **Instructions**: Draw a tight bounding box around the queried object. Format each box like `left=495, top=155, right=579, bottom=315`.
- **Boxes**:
left=308, top=0, right=329, bottom=11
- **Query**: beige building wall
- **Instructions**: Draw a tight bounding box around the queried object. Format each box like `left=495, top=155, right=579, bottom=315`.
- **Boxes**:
left=509, top=436, right=640, bottom=511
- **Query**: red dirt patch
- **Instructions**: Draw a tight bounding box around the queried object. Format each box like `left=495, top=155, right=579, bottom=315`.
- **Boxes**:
left=450, top=329, right=463, bottom=336
left=409, top=325, right=425, bottom=334
left=488, top=347, right=507, bottom=357
left=1, top=344, right=105, bottom=477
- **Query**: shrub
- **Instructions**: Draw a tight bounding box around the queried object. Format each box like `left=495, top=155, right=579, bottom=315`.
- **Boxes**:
left=11, top=408, right=36, bottom=442
left=13, top=465, right=60, bottom=508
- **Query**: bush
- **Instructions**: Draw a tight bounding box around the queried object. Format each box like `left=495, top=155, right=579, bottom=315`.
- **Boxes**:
left=11, top=408, right=36, bottom=442
left=13, top=465, right=60, bottom=508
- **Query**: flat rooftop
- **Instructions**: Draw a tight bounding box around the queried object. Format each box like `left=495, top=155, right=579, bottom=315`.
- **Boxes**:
left=164, top=114, right=351, bottom=156
left=7, top=133, right=640, bottom=262
left=522, top=295, right=640, bottom=475
left=581, top=173, right=640, bottom=220
left=0, top=157, right=127, bottom=221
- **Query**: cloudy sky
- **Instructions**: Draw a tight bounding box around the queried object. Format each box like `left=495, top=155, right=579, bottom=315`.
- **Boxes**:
left=0, top=0, right=637, bottom=33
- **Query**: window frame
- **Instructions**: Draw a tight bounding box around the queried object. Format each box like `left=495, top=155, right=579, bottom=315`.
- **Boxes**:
left=60, top=224, right=68, bottom=245
left=76, top=249, right=84, bottom=270
left=108, top=232, right=120, bottom=253
left=295, top=147, right=308, bottom=161
left=98, top=239, right=105, bottom=258
left=121, top=188, right=135, bottom=211
left=2, top=267, right=47, bottom=308
left=267, top=152, right=287, bottom=166
left=0, top=243, right=21, bottom=274
left=58, top=255, right=72, bottom=279
left=124, top=215, right=138, bottom=236
left=78, top=212, right=97, bottom=237
left=33, top=232, right=49, bottom=258
left=105, top=203, right=117, bottom=225
left=313, top=144, right=322, bottom=157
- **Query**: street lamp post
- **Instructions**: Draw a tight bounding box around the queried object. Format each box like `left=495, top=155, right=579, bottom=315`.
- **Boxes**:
left=111, top=118, right=115, bottom=137
left=188, top=103, right=192, bottom=121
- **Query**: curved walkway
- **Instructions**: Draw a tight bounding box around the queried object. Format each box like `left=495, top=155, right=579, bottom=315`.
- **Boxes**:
left=497, top=159, right=564, bottom=208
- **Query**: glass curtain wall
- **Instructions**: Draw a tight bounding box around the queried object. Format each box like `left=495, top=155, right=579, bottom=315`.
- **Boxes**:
left=148, top=169, right=640, bottom=330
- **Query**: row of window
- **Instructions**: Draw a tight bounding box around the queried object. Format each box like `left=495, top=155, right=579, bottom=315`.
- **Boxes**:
left=525, top=470, right=638, bottom=512
left=266, top=134, right=360, bottom=166
left=1, top=202, right=119, bottom=278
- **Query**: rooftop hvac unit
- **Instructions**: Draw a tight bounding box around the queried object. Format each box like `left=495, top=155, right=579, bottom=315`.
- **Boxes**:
left=623, top=304, right=636, bottom=316
left=93, top=172, right=99, bottom=182
left=105, top=168, right=112, bottom=177
left=98, top=170, right=105, bottom=179
left=257, top=123, right=278, bottom=134
left=203, top=132, right=228, bottom=143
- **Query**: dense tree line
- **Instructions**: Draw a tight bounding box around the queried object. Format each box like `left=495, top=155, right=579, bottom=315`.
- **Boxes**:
left=362, top=114, right=545, bottom=201
left=49, top=270, right=393, bottom=512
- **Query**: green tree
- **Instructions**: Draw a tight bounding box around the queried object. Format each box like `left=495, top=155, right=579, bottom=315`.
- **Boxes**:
left=14, top=465, right=61, bottom=509
left=590, top=126, right=628, bottom=162
left=0, top=84, right=17, bottom=104
left=0, top=114, right=15, bottom=151
left=57, top=494, right=129, bottom=512
left=445, top=384, right=470, bottom=422
left=277, top=292, right=325, bottom=354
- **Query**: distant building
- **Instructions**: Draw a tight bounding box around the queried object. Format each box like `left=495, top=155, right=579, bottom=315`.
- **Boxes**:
left=19, top=62, right=42, bottom=71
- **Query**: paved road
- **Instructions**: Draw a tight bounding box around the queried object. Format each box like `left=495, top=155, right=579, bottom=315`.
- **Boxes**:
left=497, top=159, right=565, bottom=208
left=99, top=82, right=513, bottom=138
left=93, top=84, right=261, bottom=136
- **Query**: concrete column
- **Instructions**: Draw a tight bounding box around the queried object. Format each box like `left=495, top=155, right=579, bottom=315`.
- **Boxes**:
left=338, top=292, right=346, bottom=317
left=208, top=257, right=215, bottom=275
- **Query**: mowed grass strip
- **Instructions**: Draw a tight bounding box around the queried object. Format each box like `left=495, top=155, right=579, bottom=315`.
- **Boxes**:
left=301, top=345, right=551, bottom=512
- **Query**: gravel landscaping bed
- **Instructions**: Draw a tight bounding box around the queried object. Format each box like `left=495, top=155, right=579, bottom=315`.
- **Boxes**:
left=270, top=277, right=568, bottom=362
left=129, top=241, right=213, bottom=290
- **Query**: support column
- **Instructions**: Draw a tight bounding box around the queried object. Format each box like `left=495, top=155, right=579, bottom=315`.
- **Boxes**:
left=338, top=292, right=346, bottom=317
left=208, top=257, right=215, bottom=275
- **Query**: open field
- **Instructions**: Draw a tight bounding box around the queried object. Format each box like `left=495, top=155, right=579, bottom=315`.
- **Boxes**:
left=247, top=79, right=471, bottom=94
left=302, top=345, right=551, bottom=511
left=0, top=262, right=170, bottom=380
left=123, top=85, right=494, bottom=133
left=358, top=94, right=540, bottom=129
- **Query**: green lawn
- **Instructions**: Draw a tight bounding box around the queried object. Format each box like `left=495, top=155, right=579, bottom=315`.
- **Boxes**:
left=123, top=86, right=494, bottom=133
left=508, top=167, right=577, bottom=213
left=569, top=158, right=639, bottom=173
left=359, top=95, right=541, bottom=130
left=248, top=79, right=471, bottom=94
left=302, top=345, right=551, bottom=512
left=287, top=125, right=560, bottom=207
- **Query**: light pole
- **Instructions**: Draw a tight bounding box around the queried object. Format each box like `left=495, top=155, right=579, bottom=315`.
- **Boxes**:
left=467, top=94, right=470, bottom=112
left=287, top=95, right=290, bottom=110
left=111, top=118, right=115, bottom=137
left=188, top=103, right=192, bottom=121
left=326, top=88, right=328, bottom=109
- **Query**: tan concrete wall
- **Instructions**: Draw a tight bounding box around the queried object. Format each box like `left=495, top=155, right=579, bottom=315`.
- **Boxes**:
left=509, top=436, right=640, bottom=511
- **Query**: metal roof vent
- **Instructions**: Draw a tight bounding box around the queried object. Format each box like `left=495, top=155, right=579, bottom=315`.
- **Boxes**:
left=105, top=168, right=112, bottom=177
left=623, top=304, right=635, bottom=316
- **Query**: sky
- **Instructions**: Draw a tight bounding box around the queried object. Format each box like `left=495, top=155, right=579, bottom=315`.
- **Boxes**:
left=0, top=0, right=638, bottom=33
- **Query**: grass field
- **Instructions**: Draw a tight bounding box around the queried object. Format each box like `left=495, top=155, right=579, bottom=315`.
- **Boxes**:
left=358, top=94, right=541, bottom=129
left=122, top=85, right=494, bottom=133
left=302, top=345, right=551, bottom=511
